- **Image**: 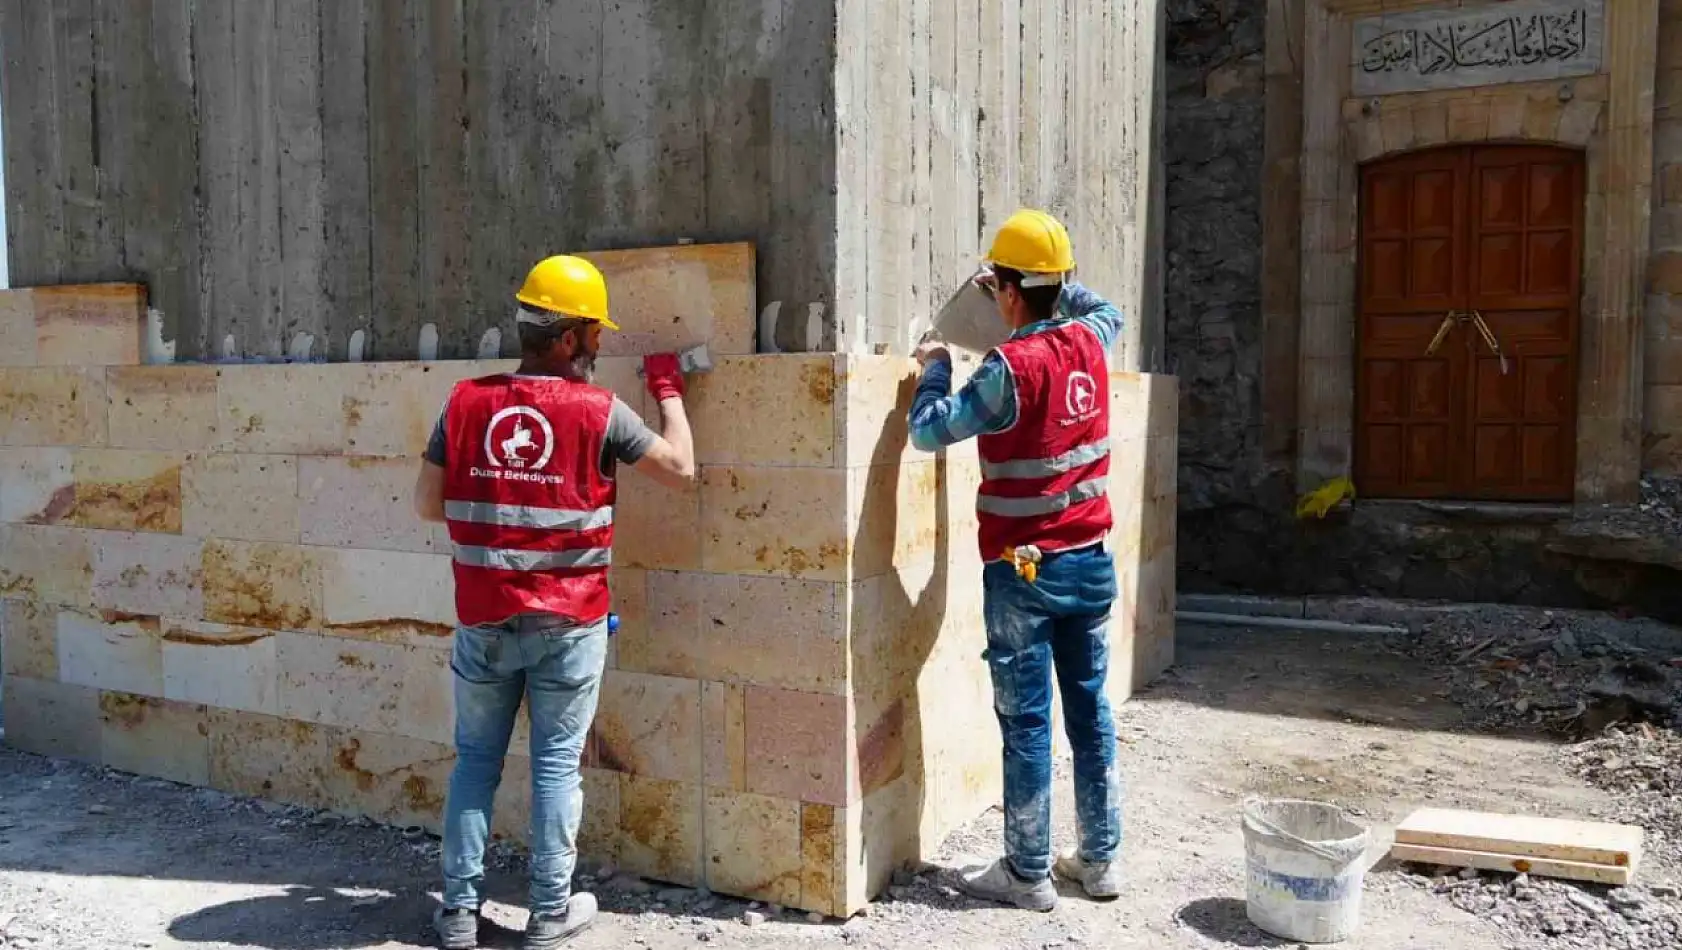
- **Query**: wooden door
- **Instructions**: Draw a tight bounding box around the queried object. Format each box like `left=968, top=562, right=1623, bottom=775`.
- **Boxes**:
left=1356, top=145, right=1582, bottom=501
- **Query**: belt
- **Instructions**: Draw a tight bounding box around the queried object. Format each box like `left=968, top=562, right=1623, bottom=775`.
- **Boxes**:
left=999, top=538, right=1106, bottom=584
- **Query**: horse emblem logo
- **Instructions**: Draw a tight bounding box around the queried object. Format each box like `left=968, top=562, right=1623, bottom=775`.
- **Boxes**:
left=483, top=406, right=556, bottom=471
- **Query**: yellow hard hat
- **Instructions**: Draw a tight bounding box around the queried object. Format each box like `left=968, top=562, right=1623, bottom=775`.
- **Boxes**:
left=984, top=209, right=1075, bottom=285
left=514, top=255, right=618, bottom=330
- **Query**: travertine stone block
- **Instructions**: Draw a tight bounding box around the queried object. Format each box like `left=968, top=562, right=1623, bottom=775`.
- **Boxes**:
left=0, top=523, right=95, bottom=606
left=607, top=567, right=647, bottom=664
left=1, top=598, right=57, bottom=679
left=63, top=449, right=184, bottom=533
left=31, top=285, right=145, bottom=367
left=703, top=788, right=804, bottom=905
left=1, top=675, right=100, bottom=761
left=699, top=467, right=849, bottom=580
left=106, top=367, right=220, bottom=452
left=836, top=355, right=926, bottom=468
left=614, top=466, right=702, bottom=571
left=700, top=681, right=747, bottom=790
left=581, top=242, right=755, bottom=359
left=217, top=364, right=364, bottom=455
left=616, top=774, right=704, bottom=886
left=91, top=531, right=204, bottom=618
left=98, top=692, right=210, bottom=785
left=201, top=540, right=323, bottom=631
left=340, top=363, right=468, bottom=457
left=800, top=803, right=843, bottom=915
left=182, top=454, right=300, bottom=543
left=56, top=610, right=163, bottom=696
left=207, top=708, right=456, bottom=828
left=593, top=670, right=703, bottom=784
left=317, top=547, right=456, bottom=643
left=300, top=456, right=446, bottom=554
left=0, top=367, right=108, bottom=447
left=848, top=462, right=940, bottom=579
left=686, top=356, right=838, bottom=467
left=276, top=632, right=453, bottom=745
left=0, top=447, right=73, bottom=523
left=160, top=619, right=280, bottom=715
left=744, top=686, right=849, bottom=805
left=630, top=572, right=844, bottom=693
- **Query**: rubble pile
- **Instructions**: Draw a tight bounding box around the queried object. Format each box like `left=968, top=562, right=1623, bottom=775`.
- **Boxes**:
left=1402, top=869, right=1682, bottom=950
left=1578, top=475, right=1682, bottom=540
left=1566, top=727, right=1682, bottom=874
left=1397, top=606, right=1682, bottom=735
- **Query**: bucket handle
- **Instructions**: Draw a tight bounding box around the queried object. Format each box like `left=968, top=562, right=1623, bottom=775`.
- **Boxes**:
left=1242, top=798, right=1361, bottom=864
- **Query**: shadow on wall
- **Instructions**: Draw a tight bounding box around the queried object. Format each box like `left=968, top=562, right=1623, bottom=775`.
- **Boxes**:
left=850, top=367, right=950, bottom=888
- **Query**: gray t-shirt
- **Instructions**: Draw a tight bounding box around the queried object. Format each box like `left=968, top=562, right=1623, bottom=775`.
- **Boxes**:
left=423, top=378, right=658, bottom=477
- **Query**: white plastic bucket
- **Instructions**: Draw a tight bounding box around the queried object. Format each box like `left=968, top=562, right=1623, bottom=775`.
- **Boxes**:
left=1242, top=798, right=1371, bottom=944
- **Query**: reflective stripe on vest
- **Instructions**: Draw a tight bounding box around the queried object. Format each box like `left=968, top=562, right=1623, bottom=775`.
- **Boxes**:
left=452, top=544, right=612, bottom=572
left=976, top=477, right=1108, bottom=517
left=444, top=500, right=614, bottom=531
left=978, top=439, right=1110, bottom=480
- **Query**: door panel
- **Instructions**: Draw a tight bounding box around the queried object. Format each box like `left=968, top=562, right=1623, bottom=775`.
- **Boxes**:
left=1355, top=144, right=1583, bottom=501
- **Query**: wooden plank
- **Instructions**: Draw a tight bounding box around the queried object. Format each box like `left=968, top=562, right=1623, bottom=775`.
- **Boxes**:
left=576, top=242, right=755, bottom=359
left=1395, top=808, right=1644, bottom=869
left=1390, top=843, right=1633, bottom=887
left=320, top=0, right=373, bottom=360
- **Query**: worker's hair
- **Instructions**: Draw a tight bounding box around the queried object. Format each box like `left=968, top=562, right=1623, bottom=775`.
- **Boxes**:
left=991, top=266, right=1061, bottom=323
left=515, top=308, right=590, bottom=355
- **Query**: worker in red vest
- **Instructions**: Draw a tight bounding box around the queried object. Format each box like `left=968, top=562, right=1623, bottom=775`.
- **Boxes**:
left=413, top=255, right=695, bottom=950
left=908, top=210, right=1124, bottom=912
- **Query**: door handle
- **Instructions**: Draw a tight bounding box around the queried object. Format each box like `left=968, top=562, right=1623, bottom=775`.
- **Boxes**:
left=1469, top=309, right=1511, bottom=375
left=1424, top=311, right=1458, bottom=356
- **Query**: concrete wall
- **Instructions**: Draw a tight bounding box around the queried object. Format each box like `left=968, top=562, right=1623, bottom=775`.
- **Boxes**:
left=0, top=279, right=1178, bottom=914
left=0, top=0, right=836, bottom=361
left=828, top=0, right=1166, bottom=368
left=1650, top=0, right=1682, bottom=473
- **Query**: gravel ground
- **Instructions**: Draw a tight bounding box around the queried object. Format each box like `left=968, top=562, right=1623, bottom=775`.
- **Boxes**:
left=2, top=610, right=1678, bottom=950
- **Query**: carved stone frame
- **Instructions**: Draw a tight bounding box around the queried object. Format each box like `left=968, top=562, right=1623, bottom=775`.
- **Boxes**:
left=1267, top=0, right=1658, bottom=504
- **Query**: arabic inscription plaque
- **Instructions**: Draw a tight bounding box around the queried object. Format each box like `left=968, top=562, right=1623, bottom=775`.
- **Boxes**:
left=1352, top=0, right=1604, bottom=96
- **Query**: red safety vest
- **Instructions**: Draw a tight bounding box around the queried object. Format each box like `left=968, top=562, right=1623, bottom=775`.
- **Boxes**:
left=441, top=374, right=616, bottom=627
left=976, top=321, right=1114, bottom=561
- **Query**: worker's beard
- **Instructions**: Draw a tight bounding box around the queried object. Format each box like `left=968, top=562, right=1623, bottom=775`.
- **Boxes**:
left=564, top=349, right=597, bottom=382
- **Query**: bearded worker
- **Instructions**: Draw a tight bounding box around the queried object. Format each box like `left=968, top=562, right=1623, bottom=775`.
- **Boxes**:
left=413, top=255, right=696, bottom=949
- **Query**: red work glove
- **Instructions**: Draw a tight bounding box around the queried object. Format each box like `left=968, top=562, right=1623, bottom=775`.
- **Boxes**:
left=643, top=353, right=684, bottom=402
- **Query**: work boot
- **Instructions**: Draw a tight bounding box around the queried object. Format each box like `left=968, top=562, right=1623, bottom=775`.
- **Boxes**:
left=1053, top=849, right=1122, bottom=900
left=523, top=892, right=597, bottom=950
left=432, top=905, right=480, bottom=950
left=950, top=859, right=1058, bottom=912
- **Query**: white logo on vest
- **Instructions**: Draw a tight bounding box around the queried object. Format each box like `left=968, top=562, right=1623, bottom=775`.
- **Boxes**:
left=1064, top=371, right=1099, bottom=422
left=474, top=406, right=564, bottom=484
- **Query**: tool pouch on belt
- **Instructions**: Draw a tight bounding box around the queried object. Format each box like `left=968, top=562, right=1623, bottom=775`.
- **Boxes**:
left=1002, top=544, right=1043, bottom=583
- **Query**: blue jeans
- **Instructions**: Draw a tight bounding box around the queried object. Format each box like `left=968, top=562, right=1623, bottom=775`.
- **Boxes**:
left=981, top=542, right=1123, bottom=881
left=442, top=613, right=608, bottom=916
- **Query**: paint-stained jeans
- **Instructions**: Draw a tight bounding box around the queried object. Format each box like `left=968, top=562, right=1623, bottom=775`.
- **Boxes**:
left=442, top=612, right=608, bottom=916
left=982, top=542, right=1124, bottom=881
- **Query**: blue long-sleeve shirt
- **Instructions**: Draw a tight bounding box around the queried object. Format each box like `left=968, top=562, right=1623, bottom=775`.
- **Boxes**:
left=908, top=283, right=1125, bottom=452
